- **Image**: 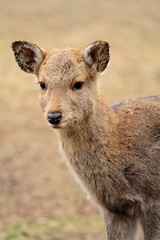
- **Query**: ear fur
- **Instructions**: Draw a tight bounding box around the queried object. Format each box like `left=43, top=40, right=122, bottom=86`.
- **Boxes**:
left=83, top=40, right=110, bottom=72
left=12, top=41, right=46, bottom=74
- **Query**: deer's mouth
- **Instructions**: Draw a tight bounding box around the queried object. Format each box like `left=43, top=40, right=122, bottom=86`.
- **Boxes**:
left=48, top=120, right=68, bottom=129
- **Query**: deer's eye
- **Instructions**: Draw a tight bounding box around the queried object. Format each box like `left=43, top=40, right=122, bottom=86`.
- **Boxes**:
left=73, top=81, right=84, bottom=90
left=38, top=82, right=47, bottom=90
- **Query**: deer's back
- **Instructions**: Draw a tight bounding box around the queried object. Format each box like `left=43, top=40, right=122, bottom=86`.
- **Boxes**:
left=112, top=95, right=160, bottom=144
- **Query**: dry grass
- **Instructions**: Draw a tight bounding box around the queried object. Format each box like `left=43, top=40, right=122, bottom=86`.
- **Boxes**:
left=0, top=0, right=159, bottom=239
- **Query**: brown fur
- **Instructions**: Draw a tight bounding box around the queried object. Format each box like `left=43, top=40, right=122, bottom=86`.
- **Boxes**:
left=12, top=40, right=160, bottom=240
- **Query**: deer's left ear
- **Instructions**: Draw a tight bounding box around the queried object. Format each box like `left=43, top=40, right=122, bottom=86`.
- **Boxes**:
left=83, top=40, right=110, bottom=72
left=12, top=41, right=46, bottom=74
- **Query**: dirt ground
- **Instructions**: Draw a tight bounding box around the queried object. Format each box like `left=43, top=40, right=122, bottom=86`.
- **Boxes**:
left=0, top=0, right=160, bottom=239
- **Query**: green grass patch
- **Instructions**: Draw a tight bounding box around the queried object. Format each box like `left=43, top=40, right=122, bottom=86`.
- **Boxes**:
left=0, top=214, right=104, bottom=240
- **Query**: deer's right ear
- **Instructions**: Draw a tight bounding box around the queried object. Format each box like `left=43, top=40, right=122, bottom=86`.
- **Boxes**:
left=12, top=41, right=46, bottom=74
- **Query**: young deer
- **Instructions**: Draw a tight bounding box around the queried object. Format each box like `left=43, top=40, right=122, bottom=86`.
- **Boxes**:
left=12, top=40, right=160, bottom=240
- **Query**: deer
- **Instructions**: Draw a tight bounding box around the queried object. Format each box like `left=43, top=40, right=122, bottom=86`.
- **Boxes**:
left=12, top=40, right=160, bottom=240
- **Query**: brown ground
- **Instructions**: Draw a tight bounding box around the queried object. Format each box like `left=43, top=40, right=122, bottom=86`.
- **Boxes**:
left=0, top=0, right=160, bottom=239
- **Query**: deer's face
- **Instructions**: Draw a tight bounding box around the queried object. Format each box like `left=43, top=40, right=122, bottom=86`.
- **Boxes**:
left=38, top=49, right=98, bottom=129
left=12, top=41, right=110, bottom=129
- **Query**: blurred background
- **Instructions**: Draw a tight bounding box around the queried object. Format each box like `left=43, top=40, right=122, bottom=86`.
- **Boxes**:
left=0, top=0, right=160, bottom=239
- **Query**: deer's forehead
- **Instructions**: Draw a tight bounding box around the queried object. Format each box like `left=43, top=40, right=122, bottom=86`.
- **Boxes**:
left=39, top=48, right=86, bottom=84
left=42, top=48, right=83, bottom=71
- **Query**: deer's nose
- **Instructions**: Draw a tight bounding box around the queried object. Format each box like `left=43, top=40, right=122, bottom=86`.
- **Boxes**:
left=47, top=112, right=62, bottom=125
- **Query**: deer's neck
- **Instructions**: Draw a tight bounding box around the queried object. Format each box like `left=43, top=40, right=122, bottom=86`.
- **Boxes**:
left=58, top=97, right=117, bottom=163
left=57, top=98, right=120, bottom=209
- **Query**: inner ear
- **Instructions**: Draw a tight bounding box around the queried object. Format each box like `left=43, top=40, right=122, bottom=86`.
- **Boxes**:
left=83, top=40, right=110, bottom=72
left=12, top=41, right=46, bottom=74
left=21, top=48, right=35, bottom=62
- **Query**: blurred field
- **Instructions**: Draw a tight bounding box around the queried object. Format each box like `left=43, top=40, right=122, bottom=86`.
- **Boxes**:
left=0, top=0, right=160, bottom=239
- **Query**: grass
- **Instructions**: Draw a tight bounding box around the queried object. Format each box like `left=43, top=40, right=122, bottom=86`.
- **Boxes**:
left=0, top=215, right=105, bottom=240
left=0, top=0, right=159, bottom=239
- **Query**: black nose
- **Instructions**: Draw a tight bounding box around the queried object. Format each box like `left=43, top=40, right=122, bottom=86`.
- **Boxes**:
left=47, top=112, right=62, bottom=125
